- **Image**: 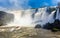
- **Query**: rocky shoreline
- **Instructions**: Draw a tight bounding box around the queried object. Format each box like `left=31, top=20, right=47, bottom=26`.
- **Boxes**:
left=0, top=27, right=60, bottom=38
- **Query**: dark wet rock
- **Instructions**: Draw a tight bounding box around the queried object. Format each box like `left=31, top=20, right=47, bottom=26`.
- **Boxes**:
left=46, top=7, right=56, bottom=14
left=43, top=19, right=60, bottom=32
left=35, top=24, right=41, bottom=28
left=32, top=8, right=38, bottom=19
left=43, top=23, right=52, bottom=30
left=0, top=11, right=14, bottom=26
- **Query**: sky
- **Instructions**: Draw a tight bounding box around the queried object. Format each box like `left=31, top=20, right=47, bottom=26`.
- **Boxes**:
left=0, top=0, right=60, bottom=9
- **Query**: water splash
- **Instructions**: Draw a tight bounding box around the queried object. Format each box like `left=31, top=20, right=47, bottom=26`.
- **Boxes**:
left=3, top=7, right=60, bottom=27
left=6, top=9, right=35, bottom=27
left=34, top=7, right=56, bottom=27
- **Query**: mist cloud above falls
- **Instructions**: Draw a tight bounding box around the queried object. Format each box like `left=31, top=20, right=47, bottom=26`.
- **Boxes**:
left=52, top=0, right=60, bottom=6
left=0, top=0, right=32, bottom=10
left=9, top=0, right=32, bottom=9
left=0, top=0, right=60, bottom=10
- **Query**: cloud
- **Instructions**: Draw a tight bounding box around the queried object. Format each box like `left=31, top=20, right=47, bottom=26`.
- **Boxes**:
left=1, top=0, right=59, bottom=9
left=55, top=0, right=60, bottom=2
left=0, top=0, right=32, bottom=9
left=9, top=0, right=19, bottom=7
left=52, top=0, right=60, bottom=6
left=8, top=0, right=32, bottom=9
left=0, top=6, right=9, bottom=11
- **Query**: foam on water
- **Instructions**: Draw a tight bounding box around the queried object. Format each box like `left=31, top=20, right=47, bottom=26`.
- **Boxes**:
left=5, top=9, right=35, bottom=27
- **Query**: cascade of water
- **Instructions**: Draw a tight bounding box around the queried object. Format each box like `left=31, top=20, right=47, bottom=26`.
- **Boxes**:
left=6, top=9, right=35, bottom=27
left=56, top=8, right=59, bottom=19
left=3, top=7, right=60, bottom=27
left=34, top=7, right=56, bottom=27
left=34, top=7, right=49, bottom=26
left=47, top=11, right=56, bottom=23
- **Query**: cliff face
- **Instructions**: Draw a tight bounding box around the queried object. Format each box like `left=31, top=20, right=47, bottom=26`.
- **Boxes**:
left=0, top=11, right=14, bottom=26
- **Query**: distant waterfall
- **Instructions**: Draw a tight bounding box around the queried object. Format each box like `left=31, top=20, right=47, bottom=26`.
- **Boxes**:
left=6, top=9, right=35, bottom=27
left=1, top=7, right=60, bottom=27
left=56, top=8, right=60, bottom=20
left=34, top=7, right=56, bottom=27
left=56, top=8, right=59, bottom=19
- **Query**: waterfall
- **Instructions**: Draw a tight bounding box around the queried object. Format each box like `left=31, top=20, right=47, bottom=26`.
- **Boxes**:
left=56, top=8, right=59, bottom=19
left=1, top=6, right=60, bottom=27
left=55, top=7, right=60, bottom=21
left=34, top=7, right=56, bottom=27
left=5, top=9, right=35, bottom=27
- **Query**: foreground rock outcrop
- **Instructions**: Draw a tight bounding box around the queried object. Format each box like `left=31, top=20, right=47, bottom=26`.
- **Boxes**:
left=43, top=19, right=60, bottom=32
left=0, top=27, right=60, bottom=38
left=0, top=11, right=14, bottom=26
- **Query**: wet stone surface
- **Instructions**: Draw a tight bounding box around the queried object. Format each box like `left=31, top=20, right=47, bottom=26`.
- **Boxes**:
left=0, top=26, right=60, bottom=38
